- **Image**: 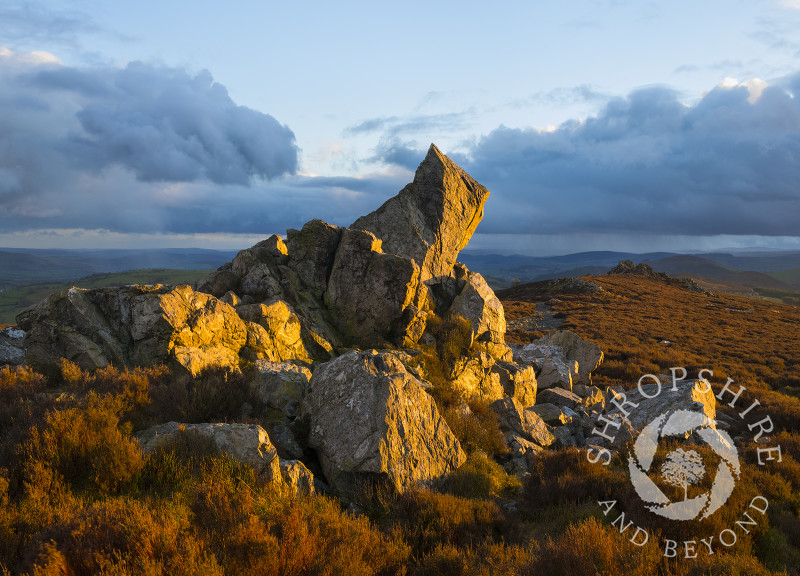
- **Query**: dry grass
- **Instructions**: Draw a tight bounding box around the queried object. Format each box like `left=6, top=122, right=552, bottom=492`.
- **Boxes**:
left=500, top=274, right=800, bottom=432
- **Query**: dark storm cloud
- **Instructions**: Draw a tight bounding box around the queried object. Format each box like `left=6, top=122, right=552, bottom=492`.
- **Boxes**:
left=29, top=62, right=299, bottom=184
left=0, top=52, right=302, bottom=233
left=377, top=75, right=800, bottom=237
left=370, top=138, right=425, bottom=171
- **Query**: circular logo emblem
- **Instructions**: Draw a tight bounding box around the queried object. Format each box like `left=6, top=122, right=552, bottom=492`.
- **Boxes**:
left=628, top=409, right=741, bottom=521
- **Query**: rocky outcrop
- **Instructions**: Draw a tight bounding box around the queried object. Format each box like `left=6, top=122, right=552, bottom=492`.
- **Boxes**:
left=192, top=145, right=501, bottom=354
left=352, top=144, right=490, bottom=282
left=514, top=331, right=602, bottom=388
left=136, top=422, right=282, bottom=486
left=0, top=326, right=25, bottom=366
left=16, top=144, right=518, bottom=504
left=608, top=259, right=667, bottom=278
left=303, top=350, right=466, bottom=498
left=17, top=285, right=254, bottom=376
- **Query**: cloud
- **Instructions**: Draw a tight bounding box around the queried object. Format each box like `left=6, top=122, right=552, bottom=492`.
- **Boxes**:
left=0, top=2, right=100, bottom=50
left=0, top=48, right=303, bottom=235
left=445, top=74, right=800, bottom=238
left=345, top=111, right=472, bottom=138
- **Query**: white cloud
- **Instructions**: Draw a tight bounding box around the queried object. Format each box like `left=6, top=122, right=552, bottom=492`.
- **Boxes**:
left=718, top=77, right=768, bottom=103
left=0, top=46, right=61, bottom=71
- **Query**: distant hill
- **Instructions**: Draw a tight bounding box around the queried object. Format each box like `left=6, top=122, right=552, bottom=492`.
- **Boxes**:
left=645, top=255, right=792, bottom=290
left=0, top=248, right=237, bottom=288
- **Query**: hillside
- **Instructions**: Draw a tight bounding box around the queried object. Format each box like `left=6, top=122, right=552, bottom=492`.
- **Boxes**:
left=499, top=273, right=800, bottom=428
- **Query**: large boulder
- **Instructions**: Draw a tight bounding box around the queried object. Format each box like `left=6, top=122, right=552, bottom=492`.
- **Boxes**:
left=352, top=144, right=490, bottom=282
left=136, top=422, right=281, bottom=486
left=17, top=285, right=249, bottom=376
left=303, top=350, right=466, bottom=498
left=534, top=330, right=603, bottom=384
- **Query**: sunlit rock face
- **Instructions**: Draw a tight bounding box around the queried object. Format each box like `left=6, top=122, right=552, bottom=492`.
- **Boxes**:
left=302, top=349, right=466, bottom=498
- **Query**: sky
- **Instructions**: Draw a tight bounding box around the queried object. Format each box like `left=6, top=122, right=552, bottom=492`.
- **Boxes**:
left=1, top=0, right=800, bottom=255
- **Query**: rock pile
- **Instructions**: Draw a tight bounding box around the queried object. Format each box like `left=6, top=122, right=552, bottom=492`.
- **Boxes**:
left=608, top=259, right=667, bottom=278
left=10, top=144, right=714, bottom=503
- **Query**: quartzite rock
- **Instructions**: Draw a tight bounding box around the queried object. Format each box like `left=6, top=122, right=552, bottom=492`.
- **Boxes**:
left=325, top=228, right=421, bottom=347
left=449, top=352, right=504, bottom=403
left=238, top=300, right=310, bottom=362
left=491, top=397, right=555, bottom=448
left=352, top=144, right=490, bottom=282
left=304, top=350, right=466, bottom=498
left=280, top=459, right=315, bottom=496
left=253, top=359, right=312, bottom=418
left=534, top=330, right=603, bottom=384
left=447, top=269, right=506, bottom=345
left=606, top=379, right=716, bottom=433
left=232, top=235, right=289, bottom=301
left=136, top=422, right=281, bottom=485
left=286, top=219, right=342, bottom=295
left=492, top=361, right=537, bottom=407
left=536, top=387, right=582, bottom=409
left=17, top=285, right=248, bottom=376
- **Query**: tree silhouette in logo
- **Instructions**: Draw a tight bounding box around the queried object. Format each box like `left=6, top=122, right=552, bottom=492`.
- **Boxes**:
left=660, top=448, right=706, bottom=501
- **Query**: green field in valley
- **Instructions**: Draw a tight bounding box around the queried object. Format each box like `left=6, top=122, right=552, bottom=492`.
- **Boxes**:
left=0, top=268, right=212, bottom=325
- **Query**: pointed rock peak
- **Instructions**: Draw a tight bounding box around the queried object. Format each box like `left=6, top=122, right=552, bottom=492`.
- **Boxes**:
left=352, top=144, right=490, bottom=281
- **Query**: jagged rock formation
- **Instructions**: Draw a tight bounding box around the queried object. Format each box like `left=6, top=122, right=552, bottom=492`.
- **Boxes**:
left=17, top=144, right=620, bottom=501
left=352, top=144, right=490, bottom=282
left=303, top=350, right=466, bottom=498
left=17, top=145, right=507, bottom=375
